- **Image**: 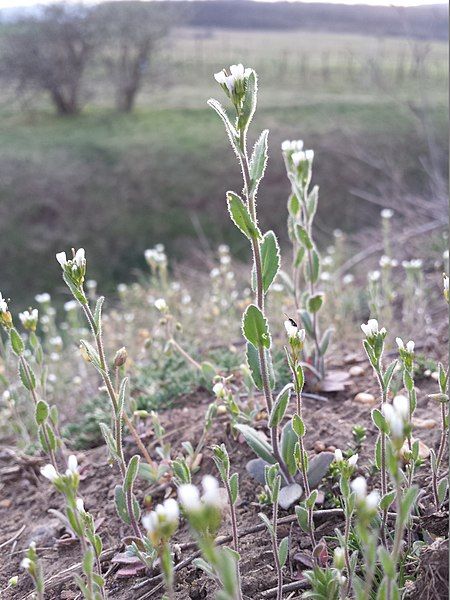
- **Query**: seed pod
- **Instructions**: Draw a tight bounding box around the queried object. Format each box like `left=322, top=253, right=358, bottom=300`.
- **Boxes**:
left=114, top=346, right=128, bottom=368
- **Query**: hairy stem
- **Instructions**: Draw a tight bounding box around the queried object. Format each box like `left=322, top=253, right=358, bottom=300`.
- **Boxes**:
left=225, top=480, right=243, bottom=600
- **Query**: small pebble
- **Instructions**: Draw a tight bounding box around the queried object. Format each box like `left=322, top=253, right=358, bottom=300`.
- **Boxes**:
left=314, top=441, right=326, bottom=453
left=354, top=392, right=377, bottom=406
left=412, top=417, right=437, bottom=430
left=349, top=365, right=365, bottom=377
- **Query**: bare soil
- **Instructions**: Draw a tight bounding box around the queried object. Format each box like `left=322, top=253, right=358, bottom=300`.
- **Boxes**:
left=1, top=349, right=448, bottom=599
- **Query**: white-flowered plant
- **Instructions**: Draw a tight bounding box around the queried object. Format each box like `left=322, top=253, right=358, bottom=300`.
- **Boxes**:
left=41, top=455, right=105, bottom=599
left=282, top=138, right=331, bottom=380
left=21, top=542, right=44, bottom=600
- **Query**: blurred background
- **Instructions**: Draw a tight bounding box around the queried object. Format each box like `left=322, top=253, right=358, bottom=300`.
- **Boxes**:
left=0, top=0, right=448, bottom=307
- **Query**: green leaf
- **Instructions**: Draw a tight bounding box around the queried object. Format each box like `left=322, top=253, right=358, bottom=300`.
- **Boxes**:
left=383, top=360, right=398, bottom=391
left=319, top=327, right=333, bottom=356
left=124, top=455, right=140, bottom=492
left=35, top=400, right=49, bottom=425
left=437, top=477, right=448, bottom=505
left=378, top=546, right=395, bottom=579
left=295, top=504, right=309, bottom=533
left=207, top=98, right=239, bottom=156
left=229, top=473, right=239, bottom=505
left=299, top=310, right=314, bottom=338
left=258, top=512, right=274, bottom=535
left=91, top=298, right=104, bottom=336
left=372, top=409, right=389, bottom=434
left=62, top=272, right=87, bottom=305
left=99, top=422, right=119, bottom=463
left=374, top=435, right=382, bottom=470
left=246, top=343, right=275, bottom=391
left=260, top=231, right=281, bottom=293
left=281, top=421, right=298, bottom=477
left=308, top=293, right=324, bottom=314
left=295, top=225, right=313, bottom=250
left=117, top=377, right=128, bottom=416
left=294, top=246, right=306, bottom=268
left=278, top=536, right=289, bottom=567
left=238, top=70, right=257, bottom=133
left=19, top=361, right=36, bottom=391
left=227, top=191, right=261, bottom=241
left=242, top=304, right=271, bottom=349
left=400, top=486, right=418, bottom=523
left=83, top=547, right=94, bottom=576
left=305, top=249, right=320, bottom=284
left=234, top=424, right=275, bottom=464
left=288, top=194, right=300, bottom=216
left=10, top=328, right=24, bottom=356
left=306, top=186, right=319, bottom=219
left=114, top=485, right=130, bottom=525
left=269, top=383, right=292, bottom=427
left=249, top=129, right=268, bottom=195
left=292, top=414, right=305, bottom=437
left=379, top=490, right=396, bottom=511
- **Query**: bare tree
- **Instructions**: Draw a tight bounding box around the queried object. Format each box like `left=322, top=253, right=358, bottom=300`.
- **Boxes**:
left=93, top=2, right=172, bottom=113
left=0, top=4, right=96, bottom=115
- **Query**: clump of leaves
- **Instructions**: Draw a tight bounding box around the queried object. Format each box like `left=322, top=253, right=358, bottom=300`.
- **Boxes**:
left=63, top=395, right=111, bottom=450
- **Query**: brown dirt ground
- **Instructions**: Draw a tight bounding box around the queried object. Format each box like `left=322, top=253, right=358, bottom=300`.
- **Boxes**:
left=1, top=350, right=448, bottom=600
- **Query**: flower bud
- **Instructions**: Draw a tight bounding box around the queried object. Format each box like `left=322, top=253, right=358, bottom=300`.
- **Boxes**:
left=333, top=547, right=345, bottom=570
left=114, top=347, right=128, bottom=368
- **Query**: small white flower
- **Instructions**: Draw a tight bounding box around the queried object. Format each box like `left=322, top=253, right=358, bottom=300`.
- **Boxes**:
left=74, top=248, right=85, bottom=268
left=281, top=139, right=303, bottom=153
left=334, top=449, right=343, bottom=462
left=41, top=464, right=58, bottom=482
left=342, top=274, right=354, bottom=285
left=368, top=270, right=380, bottom=282
left=178, top=484, right=201, bottom=511
left=395, top=337, right=404, bottom=350
left=366, top=490, right=380, bottom=510
left=348, top=453, right=358, bottom=467
left=21, top=557, right=32, bottom=570
left=142, top=511, right=158, bottom=533
left=382, top=403, right=403, bottom=438
left=213, top=382, right=225, bottom=398
left=76, top=498, right=85, bottom=513
left=66, top=454, right=78, bottom=474
left=444, top=274, right=449, bottom=292
left=154, top=298, right=167, bottom=312
left=406, top=340, right=415, bottom=353
left=381, top=208, right=394, bottom=219
left=0, top=292, right=8, bottom=314
left=361, top=318, right=379, bottom=337
left=393, top=395, right=410, bottom=420
left=351, top=476, right=367, bottom=499
left=162, top=498, right=179, bottom=523
left=201, top=475, right=221, bottom=507
left=284, top=320, right=298, bottom=338
left=56, top=252, right=67, bottom=267
left=35, top=293, right=51, bottom=304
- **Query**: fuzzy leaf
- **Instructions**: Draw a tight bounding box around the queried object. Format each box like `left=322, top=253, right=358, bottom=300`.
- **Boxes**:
left=10, top=328, right=24, bottom=356
left=259, top=231, right=281, bottom=293
left=278, top=536, right=289, bottom=567
left=35, top=400, right=49, bottom=425
left=308, top=293, right=324, bottom=314
left=117, top=377, right=128, bottom=416
left=229, top=473, right=239, bottom=505
left=238, top=70, right=257, bottom=133
left=242, top=305, right=271, bottom=349
left=246, top=343, right=275, bottom=391
left=207, top=98, right=239, bottom=156
left=227, top=191, right=261, bottom=241
left=124, top=455, right=140, bottom=492
left=292, top=413, right=306, bottom=437
left=305, top=249, right=320, bottom=284
left=235, top=424, right=275, bottom=464
left=259, top=512, right=274, bottom=535
left=93, top=296, right=104, bottom=335
left=281, top=421, right=298, bottom=477
left=319, top=327, right=333, bottom=356
left=19, top=361, right=36, bottom=391
left=295, top=225, right=313, bottom=250
left=249, top=129, right=268, bottom=196
left=269, top=384, right=292, bottom=427
left=372, top=409, right=389, bottom=434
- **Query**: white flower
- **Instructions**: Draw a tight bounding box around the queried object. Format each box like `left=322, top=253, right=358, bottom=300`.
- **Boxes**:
left=366, top=490, right=380, bottom=510
left=291, top=149, right=313, bottom=167
left=348, top=453, right=358, bottom=467
left=162, top=498, right=179, bottom=523
left=361, top=318, right=379, bottom=337
left=142, top=511, right=158, bottom=533
left=35, top=293, right=51, bottom=304
left=154, top=298, right=167, bottom=312
left=41, top=464, right=58, bottom=482
left=74, top=248, right=85, bottom=268
left=395, top=337, right=404, bottom=350
left=334, top=449, right=343, bottom=462
left=443, top=274, right=449, bottom=292
left=368, top=270, right=380, bottom=282
left=382, top=403, right=404, bottom=439
left=56, top=252, right=67, bottom=267
left=351, top=476, right=367, bottom=499
left=342, top=274, right=354, bottom=285
left=284, top=320, right=305, bottom=342
left=2, top=390, right=11, bottom=401
left=66, top=455, right=78, bottom=474
left=381, top=208, right=394, bottom=219
left=19, top=309, right=38, bottom=327
left=178, top=484, right=201, bottom=511
left=21, top=557, right=32, bottom=570
left=201, top=475, right=221, bottom=507
left=393, top=395, right=409, bottom=420
left=281, top=139, right=303, bottom=153
left=213, top=382, right=225, bottom=398
left=406, top=340, right=415, bottom=353
left=64, top=300, right=78, bottom=312
left=76, top=498, right=85, bottom=513
left=214, top=64, right=250, bottom=94
left=0, top=292, right=8, bottom=314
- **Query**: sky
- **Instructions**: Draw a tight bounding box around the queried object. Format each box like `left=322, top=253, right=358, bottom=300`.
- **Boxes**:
left=0, top=0, right=447, bottom=8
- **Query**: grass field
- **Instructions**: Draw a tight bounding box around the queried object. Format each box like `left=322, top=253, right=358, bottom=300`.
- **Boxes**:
left=0, top=27, right=447, bottom=306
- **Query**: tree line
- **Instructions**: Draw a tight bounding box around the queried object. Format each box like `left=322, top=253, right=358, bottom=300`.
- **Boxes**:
left=0, top=2, right=176, bottom=115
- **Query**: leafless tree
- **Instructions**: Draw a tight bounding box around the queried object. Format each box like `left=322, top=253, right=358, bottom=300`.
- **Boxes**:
left=93, top=2, right=173, bottom=113
left=0, top=3, right=97, bottom=115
